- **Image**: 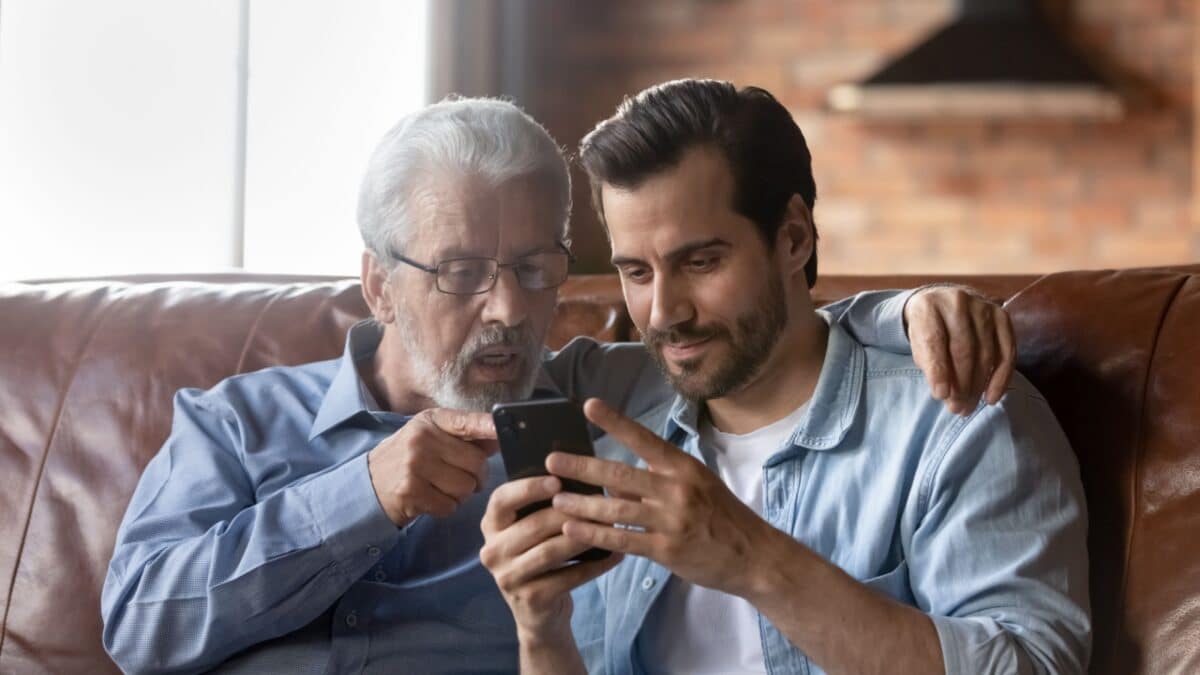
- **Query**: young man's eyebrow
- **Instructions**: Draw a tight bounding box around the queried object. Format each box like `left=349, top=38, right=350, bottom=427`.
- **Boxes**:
left=610, top=237, right=731, bottom=267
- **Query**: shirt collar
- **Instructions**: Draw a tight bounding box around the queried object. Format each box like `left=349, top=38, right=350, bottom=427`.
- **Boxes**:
left=310, top=320, right=388, bottom=440
left=665, top=317, right=865, bottom=452
left=309, top=320, right=566, bottom=440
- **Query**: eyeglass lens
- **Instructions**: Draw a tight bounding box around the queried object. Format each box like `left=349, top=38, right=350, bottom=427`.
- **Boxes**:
left=436, top=252, right=569, bottom=294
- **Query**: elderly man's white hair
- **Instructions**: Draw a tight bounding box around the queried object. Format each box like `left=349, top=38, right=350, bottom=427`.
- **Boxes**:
left=357, top=97, right=572, bottom=262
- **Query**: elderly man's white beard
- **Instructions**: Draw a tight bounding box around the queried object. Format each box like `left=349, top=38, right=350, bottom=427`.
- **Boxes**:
left=397, top=319, right=543, bottom=412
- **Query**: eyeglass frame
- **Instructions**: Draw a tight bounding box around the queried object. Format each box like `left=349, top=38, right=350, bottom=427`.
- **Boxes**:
left=387, top=241, right=576, bottom=295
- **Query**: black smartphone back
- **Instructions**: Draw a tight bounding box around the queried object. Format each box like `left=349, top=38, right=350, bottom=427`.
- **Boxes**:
left=492, top=398, right=610, bottom=561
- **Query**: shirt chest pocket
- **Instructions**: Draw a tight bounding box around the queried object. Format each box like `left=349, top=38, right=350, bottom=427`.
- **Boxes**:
left=858, top=559, right=915, bottom=607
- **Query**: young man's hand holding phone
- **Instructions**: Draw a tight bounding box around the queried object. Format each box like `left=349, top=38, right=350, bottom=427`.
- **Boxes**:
left=491, top=398, right=611, bottom=562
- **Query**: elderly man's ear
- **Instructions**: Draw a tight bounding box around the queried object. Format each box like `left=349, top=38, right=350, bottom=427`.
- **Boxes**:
left=362, top=250, right=396, bottom=324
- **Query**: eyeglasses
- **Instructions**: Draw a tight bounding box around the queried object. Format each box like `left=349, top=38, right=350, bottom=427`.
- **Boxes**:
left=388, top=242, right=574, bottom=295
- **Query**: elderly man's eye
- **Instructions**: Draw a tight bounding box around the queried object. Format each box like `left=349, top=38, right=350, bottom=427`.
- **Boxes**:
left=449, top=267, right=479, bottom=279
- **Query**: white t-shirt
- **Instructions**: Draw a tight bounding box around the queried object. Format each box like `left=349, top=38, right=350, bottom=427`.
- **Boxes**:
left=638, top=402, right=809, bottom=674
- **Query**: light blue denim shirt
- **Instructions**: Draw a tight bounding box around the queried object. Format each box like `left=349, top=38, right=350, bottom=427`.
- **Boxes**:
left=101, top=291, right=915, bottom=673
left=570, top=319, right=1091, bottom=675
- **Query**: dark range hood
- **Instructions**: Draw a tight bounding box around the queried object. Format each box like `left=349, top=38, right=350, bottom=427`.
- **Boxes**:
left=827, top=0, right=1124, bottom=119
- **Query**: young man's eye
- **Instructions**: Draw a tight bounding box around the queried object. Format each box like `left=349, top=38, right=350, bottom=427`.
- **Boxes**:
left=687, top=256, right=719, bottom=272
left=620, top=267, right=651, bottom=283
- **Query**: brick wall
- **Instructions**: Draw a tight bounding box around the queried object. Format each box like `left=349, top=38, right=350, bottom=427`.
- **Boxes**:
left=522, top=0, right=1198, bottom=275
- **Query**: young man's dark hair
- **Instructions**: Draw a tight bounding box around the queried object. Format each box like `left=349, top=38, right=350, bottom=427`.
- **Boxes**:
left=579, top=78, right=819, bottom=287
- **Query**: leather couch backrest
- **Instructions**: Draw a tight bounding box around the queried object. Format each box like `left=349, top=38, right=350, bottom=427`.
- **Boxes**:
left=1007, top=269, right=1200, bottom=674
left=0, top=268, right=1196, bottom=673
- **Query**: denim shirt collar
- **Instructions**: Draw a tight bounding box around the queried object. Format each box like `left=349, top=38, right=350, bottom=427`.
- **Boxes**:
left=664, top=318, right=865, bottom=453
left=309, top=320, right=565, bottom=440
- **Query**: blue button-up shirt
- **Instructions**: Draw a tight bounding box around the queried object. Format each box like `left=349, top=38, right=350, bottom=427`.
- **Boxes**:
left=571, top=320, right=1091, bottom=675
left=100, top=291, right=919, bottom=673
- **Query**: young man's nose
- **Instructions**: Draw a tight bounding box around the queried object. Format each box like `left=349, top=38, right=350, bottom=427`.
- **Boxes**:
left=648, top=276, right=695, bottom=332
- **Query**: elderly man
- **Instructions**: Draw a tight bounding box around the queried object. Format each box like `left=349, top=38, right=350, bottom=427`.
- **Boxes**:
left=102, top=97, right=1013, bottom=673
left=481, top=80, right=1089, bottom=675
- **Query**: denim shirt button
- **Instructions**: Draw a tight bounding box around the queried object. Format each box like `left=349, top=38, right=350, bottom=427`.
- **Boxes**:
left=641, top=577, right=655, bottom=591
left=345, top=611, right=358, bottom=628
left=367, top=545, right=381, bottom=557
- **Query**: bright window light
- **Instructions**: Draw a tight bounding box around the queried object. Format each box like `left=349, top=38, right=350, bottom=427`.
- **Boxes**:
left=0, top=0, right=429, bottom=282
left=243, top=0, right=429, bottom=277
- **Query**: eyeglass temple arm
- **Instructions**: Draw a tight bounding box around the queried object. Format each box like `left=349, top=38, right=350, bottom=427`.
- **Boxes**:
left=387, top=248, right=439, bottom=274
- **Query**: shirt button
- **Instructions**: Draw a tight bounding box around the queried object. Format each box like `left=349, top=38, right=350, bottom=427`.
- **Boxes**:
left=367, top=546, right=381, bottom=557
left=374, top=568, right=387, bottom=582
left=641, top=577, right=655, bottom=591
left=345, top=611, right=358, bottom=628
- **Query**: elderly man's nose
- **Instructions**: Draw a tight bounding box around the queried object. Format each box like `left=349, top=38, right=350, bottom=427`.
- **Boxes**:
left=481, top=266, right=529, bottom=326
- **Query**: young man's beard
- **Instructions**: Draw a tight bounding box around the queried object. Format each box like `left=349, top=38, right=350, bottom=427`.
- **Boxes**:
left=399, top=320, right=543, bottom=412
left=642, top=269, right=788, bottom=403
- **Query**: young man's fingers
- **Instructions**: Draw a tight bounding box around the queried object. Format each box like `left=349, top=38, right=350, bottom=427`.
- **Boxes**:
left=507, top=534, right=597, bottom=586
left=518, top=551, right=626, bottom=600
left=552, top=492, right=662, bottom=531
left=482, top=476, right=562, bottom=534
left=582, top=398, right=681, bottom=469
left=545, top=452, right=660, bottom=497
left=561, top=519, right=656, bottom=559
left=608, top=486, right=642, bottom=502
left=486, top=506, right=576, bottom=565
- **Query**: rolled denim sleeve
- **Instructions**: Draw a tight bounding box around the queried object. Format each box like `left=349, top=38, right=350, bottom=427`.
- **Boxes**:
left=910, top=386, right=1091, bottom=674
left=820, top=289, right=915, bottom=355
left=101, top=388, right=400, bottom=674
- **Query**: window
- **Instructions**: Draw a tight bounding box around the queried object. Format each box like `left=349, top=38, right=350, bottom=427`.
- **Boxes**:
left=0, top=0, right=429, bottom=281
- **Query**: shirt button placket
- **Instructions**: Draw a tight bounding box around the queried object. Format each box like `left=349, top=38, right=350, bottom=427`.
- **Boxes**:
left=330, top=584, right=372, bottom=674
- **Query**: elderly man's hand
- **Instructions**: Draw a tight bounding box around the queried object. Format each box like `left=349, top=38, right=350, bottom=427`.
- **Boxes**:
left=367, top=408, right=498, bottom=527
left=903, top=285, right=1016, bottom=416
left=548, top=399, right=779, bottom=598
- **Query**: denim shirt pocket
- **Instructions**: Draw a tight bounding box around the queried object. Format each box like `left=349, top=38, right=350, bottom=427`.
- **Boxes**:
left=859, top=560, right=914, bottom=606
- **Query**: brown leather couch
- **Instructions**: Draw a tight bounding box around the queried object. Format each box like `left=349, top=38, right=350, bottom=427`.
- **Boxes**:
left=1, top=267, right=1197, bottom=674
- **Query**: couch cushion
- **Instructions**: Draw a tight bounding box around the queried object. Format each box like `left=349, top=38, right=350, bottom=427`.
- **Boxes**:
left=1007, top=268, right=1200, bottom=674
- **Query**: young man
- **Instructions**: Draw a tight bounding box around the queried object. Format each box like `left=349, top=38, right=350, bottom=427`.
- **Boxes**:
left=481, top=80, right=1090, bottom=674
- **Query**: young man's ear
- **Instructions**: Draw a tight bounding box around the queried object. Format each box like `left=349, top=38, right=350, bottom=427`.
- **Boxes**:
left=775, top=193, right=815, bottom=281
left=361, top=249, right=396, bottom=324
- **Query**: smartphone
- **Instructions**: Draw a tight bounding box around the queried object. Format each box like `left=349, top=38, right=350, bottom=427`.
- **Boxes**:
left=492, top=398, right=610, bottom=561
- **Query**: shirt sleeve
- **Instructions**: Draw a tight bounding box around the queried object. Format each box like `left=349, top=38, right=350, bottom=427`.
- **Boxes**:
left=820, top=289, right=915, bottom=355
left=543, top=337, right=672, bottom=418
left=100, top=387, right=401, bottom=674
left=909, top=387, right=1091, bottom=674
